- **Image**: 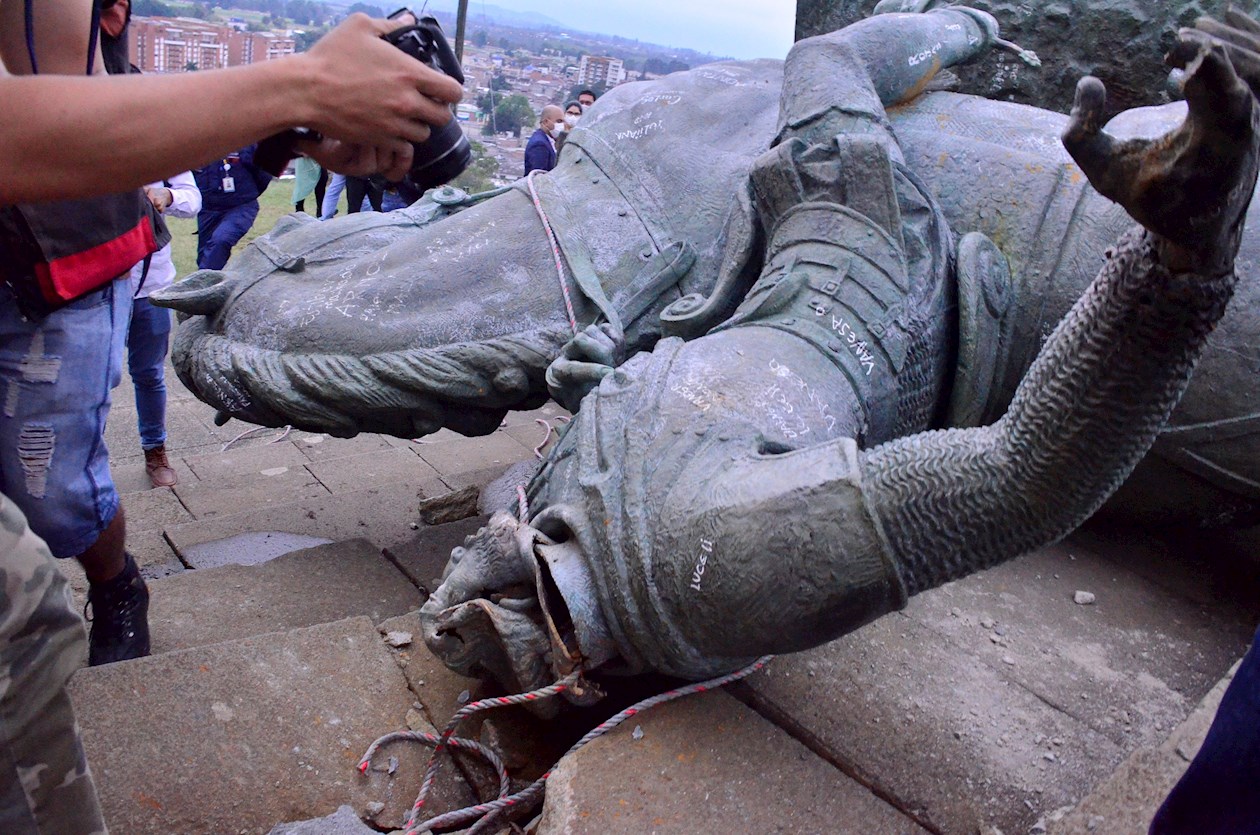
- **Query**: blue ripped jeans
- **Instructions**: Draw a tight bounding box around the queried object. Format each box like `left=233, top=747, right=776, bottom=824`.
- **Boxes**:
left=0, top=277, right=131, bottom=557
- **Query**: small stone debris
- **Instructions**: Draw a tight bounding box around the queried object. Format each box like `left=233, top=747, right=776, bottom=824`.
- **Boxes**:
left=383, top=631, right=413, bottom=648
left=408, top=522, right=420, bottom=530
left=405, top=708, right=427, bottom=732
left=1042, top=752, right=1057, bottom=762
left=950, top=607, right=962, bottom=618
left=631, top=725, right=644, bottom=741
left=363, top=801, right=385, bottom=820
left=993, top=625, right=1007, bottom=636
left=1074, top=590, right=1097, bottom=605
left=1086, top=814, right=1105, bottom=831
left=387, top=756, right=399, bottom=775
left=1029, top=818, right=1047, bottom=835
left=1002, top=655, right=1016, bottom=666
left=458, top=690, right=471, bottom=704
left=980, top=617, right=996, bottom=630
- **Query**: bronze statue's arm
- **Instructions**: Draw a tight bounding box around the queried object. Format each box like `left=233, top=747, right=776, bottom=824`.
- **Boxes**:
left=866, top=32, right=1260, bottom=594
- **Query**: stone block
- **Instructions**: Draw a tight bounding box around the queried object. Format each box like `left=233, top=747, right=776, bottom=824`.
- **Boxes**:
left=903, top=538, right=1252, bottom=749
left=307, top=448, right=442, bottom=495
left=535, top=690, right=928, bottom=834
left=740, top=613, right=1124, bottom=835
left=382, top=516, right=490, bottom=593
left=268, top=805, right=377, bottom=835
left=69, top=617, right=474, bottom=834
left=148, top=539, right=422, bottom=654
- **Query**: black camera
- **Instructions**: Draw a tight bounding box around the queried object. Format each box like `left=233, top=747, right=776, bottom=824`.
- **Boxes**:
left=254, top=10, right=470, bottom=192
left=384, top=9, right=471, bottom=191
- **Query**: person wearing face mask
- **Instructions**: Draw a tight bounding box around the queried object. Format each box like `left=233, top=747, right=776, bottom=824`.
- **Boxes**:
left=524, top=104, right=563, bottom=176
left=556, top=100, right=583, bottom=154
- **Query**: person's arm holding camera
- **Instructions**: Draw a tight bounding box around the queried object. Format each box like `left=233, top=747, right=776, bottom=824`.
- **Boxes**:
left=0, top=5, right=462, bottom=206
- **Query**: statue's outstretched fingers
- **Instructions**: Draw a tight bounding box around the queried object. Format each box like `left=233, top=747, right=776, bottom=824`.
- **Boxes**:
left=1195, top=16, right=1260, bottom=52
left=1180, top=37, right=1256, bottom=132
left=1179, top=24, right=1260, bottom=98
left=1062, top=76, right=1135, bottom=204
left=1224, top=5, right=1260, bottom=37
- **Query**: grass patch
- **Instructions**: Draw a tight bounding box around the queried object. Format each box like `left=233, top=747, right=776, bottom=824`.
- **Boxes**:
left=166, top=177, right=348, bottom=278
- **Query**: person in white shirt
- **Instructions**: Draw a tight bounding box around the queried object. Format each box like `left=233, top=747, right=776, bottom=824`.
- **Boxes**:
left=127, top=173, right=200, bottom=487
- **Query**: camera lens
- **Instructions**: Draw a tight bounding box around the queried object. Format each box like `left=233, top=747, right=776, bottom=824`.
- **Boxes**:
left=407, top=117, right=472, bottom=192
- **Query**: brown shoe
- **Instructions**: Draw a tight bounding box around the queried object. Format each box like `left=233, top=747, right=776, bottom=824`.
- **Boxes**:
left=144, top=445, right=178, bottom=488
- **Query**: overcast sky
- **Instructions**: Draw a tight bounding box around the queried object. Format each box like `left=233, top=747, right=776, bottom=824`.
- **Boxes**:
left=473, top=0, right=798, bottom=60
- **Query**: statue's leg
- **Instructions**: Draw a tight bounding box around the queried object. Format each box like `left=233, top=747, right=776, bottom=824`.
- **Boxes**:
left=421, top=31, right=1258, bottom=691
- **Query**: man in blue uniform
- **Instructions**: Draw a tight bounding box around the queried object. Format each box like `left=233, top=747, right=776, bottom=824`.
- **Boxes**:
left=193, top=144, right=272, bottom=269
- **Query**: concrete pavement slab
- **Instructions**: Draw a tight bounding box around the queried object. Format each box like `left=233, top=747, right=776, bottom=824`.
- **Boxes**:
left=307, top=448, right=443, bottom=495
left=110, top=453, right=200, bottom=495
left=165, top=481, right=443, bottom=557
left=1075, top=520, right=1260, bottom=612
left=535, top=690, right=929, bottom=835
left=381, top=515, right=490, bottom=593
left=1049, top=661, right=1239, bottom=835
left=179, top=531, right=335, bottom=569
left=173, top=464, right=331, bottom=519
left=413, top=431, right=534, bottom=481
left=148, top=539, right=422, bottom=654
left=183, top=440, right=313, bottom=481
left=291, top=432, right=396, bottom=462
left=68, top=617, right=474, bottom=834
left=121, top=486, right=196, bottom=532
left=903, top=539, right=1252, bottom=749
left=738, top=613, right=1125, bottom=835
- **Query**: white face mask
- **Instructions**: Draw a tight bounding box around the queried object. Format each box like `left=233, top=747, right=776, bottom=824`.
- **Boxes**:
left=549, top=124, right=563, bottom=138
left=565, top=114, right=580, bottom=129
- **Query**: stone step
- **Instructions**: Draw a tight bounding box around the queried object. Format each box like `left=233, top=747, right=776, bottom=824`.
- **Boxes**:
left=729, top=519, right=1259, bottom=835
left=1048, top=660, right=1240, bottom=835
left=146, top=538, right=423, bottom=656
left=68, top=617, right=475, bottom=835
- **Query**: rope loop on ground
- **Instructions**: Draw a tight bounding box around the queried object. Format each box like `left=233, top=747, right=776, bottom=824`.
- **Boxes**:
left=362, top=655, right=774, bottom=833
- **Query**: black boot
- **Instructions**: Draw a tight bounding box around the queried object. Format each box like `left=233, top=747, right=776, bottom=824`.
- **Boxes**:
left=86, top=553, right=151, bottom=666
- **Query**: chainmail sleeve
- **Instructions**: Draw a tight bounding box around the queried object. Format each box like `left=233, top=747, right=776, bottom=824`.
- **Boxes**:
left=863, top=227, right=1239, bottom=596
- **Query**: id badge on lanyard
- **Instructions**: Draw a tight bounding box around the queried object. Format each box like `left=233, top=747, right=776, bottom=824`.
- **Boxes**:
left=222, top=162, right=236, bottom=193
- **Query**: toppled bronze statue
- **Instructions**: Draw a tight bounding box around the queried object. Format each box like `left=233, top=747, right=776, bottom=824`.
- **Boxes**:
left=414, top=11, right=1260, bottom=694
left=155, top=8, right=1260, bottom=691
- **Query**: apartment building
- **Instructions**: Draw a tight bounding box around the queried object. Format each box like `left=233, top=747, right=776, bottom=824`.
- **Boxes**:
left=130, top=17, right=296, bottom=73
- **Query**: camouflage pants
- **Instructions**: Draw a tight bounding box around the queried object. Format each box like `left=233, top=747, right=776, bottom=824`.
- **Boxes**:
left=0, top=494, right=106, bottom=834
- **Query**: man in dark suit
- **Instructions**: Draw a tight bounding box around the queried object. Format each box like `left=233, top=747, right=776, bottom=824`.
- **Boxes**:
left=524, top=104, right=563, bottom=176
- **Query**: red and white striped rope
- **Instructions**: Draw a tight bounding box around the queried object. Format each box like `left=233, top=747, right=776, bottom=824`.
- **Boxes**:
left=526, top=170, right=579, bottom=336
left=367, top=655, right=775, bottom=833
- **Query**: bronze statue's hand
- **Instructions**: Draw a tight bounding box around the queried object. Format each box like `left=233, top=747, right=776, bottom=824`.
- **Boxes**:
left=1190, top=7, right=1260, bottom=97
left=544, top=322, right=625, bottom=413
left=1062, top=32, right=1260, bottom=274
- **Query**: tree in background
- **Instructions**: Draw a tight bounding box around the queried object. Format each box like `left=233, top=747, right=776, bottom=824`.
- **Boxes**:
left=473, top=29, right=489, bottom=47
left=481, top=94, right=533, bottom=138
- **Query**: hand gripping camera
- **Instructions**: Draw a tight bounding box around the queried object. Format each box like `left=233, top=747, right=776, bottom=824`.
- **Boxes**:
left=255, top=10, right=470, bottom=192
left=383, top=9, right=472, bottom=191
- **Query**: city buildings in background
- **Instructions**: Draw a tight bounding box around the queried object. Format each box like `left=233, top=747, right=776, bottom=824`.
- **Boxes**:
left=130, top=17, right=296, bottom=72
left=576, top=54, right=624, bottom=87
